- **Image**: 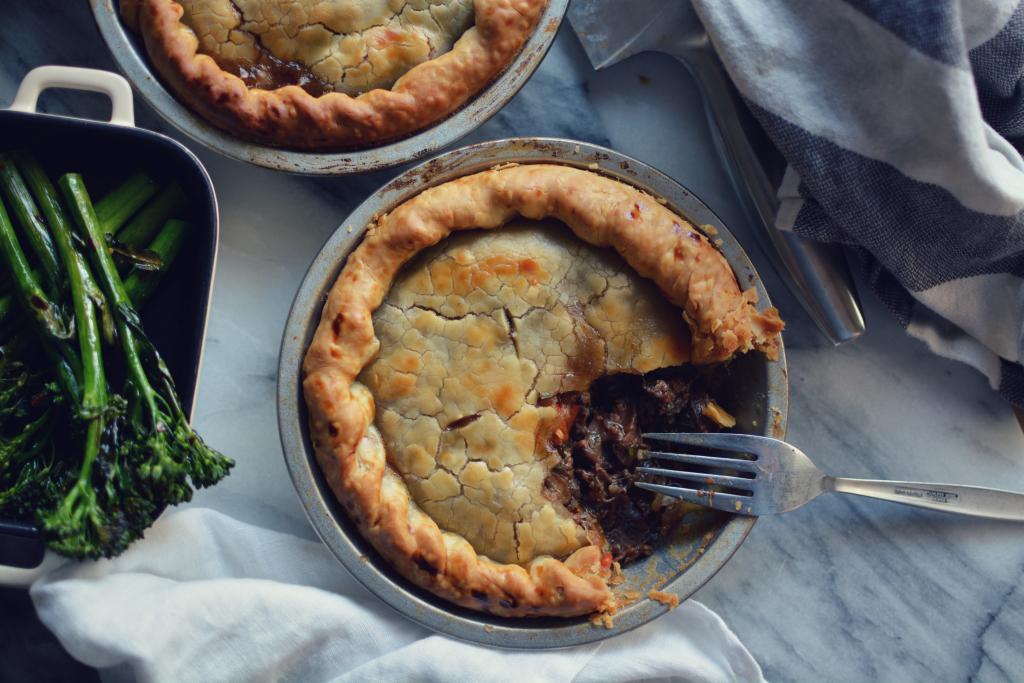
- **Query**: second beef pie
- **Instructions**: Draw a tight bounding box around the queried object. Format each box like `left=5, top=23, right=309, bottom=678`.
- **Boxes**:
left=120, top=0, right=546, bottom=148
left=302, top=164, right=785, bottom=618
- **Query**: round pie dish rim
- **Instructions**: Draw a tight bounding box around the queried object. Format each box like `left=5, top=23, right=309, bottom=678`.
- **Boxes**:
left=91, top=0, right=568, bottom=175
left=277, top=137, right=790, bottom=648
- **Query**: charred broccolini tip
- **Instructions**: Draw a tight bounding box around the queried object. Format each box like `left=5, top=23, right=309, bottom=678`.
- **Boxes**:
left=60, top=173, right=233, bottom=501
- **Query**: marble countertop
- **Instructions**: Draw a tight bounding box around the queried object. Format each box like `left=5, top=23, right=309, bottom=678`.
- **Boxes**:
left=3, top=3, right=1024, bottom=681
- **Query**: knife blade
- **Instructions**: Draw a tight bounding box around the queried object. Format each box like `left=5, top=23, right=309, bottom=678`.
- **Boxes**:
left=568, top=0, right=865, bottom=345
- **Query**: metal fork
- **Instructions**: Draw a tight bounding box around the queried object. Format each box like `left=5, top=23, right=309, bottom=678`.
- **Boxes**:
left=637, top=433, right=1024, bottom=520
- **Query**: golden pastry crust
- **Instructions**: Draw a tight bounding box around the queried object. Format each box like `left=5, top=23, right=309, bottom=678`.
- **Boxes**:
left=361, top=222, right=691, bottom=567
left=166, top=0, right=476, bottom=96
left=122, top=0, right=545, bottom=149
left=302, top=165, right=783, bottom=617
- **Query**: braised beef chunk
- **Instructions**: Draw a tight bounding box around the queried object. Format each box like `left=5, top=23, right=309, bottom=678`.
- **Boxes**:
left=544, top=366, right=723, bottom=565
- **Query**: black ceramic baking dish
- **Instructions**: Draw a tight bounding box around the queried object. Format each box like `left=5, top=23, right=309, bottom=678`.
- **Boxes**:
left=0, top=66, right=218, bottom=586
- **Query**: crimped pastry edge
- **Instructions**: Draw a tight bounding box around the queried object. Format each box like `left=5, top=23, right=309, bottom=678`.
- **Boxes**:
left=124, top=0, right=546, bottom=149
left=302, top=164, right=784, bottom=617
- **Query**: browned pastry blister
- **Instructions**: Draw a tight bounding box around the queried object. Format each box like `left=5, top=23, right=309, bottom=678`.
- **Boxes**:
left=302, top=165, right=783, bottom=617
left=120, top=0, right=546, bottom=149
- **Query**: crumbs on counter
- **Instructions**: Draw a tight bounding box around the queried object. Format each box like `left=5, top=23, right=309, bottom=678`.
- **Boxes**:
left=639, top=75, right=652, bottom=85
left=648, top=590, right=679, bottom=610
left=613, top=590, right=641, bottom=608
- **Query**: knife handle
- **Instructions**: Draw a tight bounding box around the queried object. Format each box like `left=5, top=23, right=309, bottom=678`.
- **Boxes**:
left=675, top=47, right=865, bottom=345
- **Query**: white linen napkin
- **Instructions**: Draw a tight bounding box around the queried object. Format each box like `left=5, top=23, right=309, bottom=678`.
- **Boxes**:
left=30, top=508, right=764, bottom=683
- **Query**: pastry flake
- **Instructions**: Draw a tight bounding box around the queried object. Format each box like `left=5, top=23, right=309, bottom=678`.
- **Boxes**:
left=303, top=165, right=784, bottom=617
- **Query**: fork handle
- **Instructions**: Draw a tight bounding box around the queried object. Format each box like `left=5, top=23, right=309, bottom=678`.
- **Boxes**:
left=830, top=477, right=1024, bottom=521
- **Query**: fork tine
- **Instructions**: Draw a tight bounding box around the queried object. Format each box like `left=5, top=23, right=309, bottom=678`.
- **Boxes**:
left=637, top=466, right=756, bottom=490
left=643, top=432, right=771, bottom=453
left=636, top=482, right=755, bottom=515
left=643, top=451, right=759, bottom=473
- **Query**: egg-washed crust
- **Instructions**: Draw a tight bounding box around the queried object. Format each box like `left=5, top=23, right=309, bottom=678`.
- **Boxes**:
left=122, top=0, right=545, bottom=149
left=302, top=165, right=784, bottom=617
left=155, top=0, right=476, bottom=97
left=361, top=223, right=693, bottom=568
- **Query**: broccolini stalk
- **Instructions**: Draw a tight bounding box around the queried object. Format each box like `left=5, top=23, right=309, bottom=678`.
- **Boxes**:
left=0, top=290, right=13, bottom=328
left=116, top=181, right=186, bottom=248
left=94, top=167, right=160, bottom=236
left=0, top=194, right=80, bottom=402
left=13, top=151, right=116, bottom=347
left=59, top=173, right=232, bottom=502
left=0, top=204, right=66, bottom=339
left=0, top=153, right=64, bottom=299
left=0, top=268, right=45, bottom=330
left=35, top=288, right=122, bottom=560
left=7, top=158, right=150, bottom=559
left=124, top=219, right=193, bottom=307
left=1, top=158, right=114, bottom=555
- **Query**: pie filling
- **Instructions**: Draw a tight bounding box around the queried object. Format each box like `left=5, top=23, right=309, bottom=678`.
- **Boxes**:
left=542, top=366, right=724, bottom=566
left=177, top=0, right=475, bottom=96
left=217, top=43, right=329, bottom=97
left=362, top=220, right=728, bottom=569
left=304, top=164, right=785, bottom=617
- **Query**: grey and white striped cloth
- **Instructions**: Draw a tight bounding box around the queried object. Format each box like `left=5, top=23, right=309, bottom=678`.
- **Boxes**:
left=694, top=0, right=1024, bottom=406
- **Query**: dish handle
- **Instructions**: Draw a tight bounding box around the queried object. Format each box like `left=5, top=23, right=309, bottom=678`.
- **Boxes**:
left=0, top=550, right=66, bottom=589
left=7, top=65, right=135, bottom=127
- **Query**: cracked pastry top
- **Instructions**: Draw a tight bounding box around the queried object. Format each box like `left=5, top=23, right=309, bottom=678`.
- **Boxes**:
left=302, top=164, right=784, bottom=617
left=363, top=222, right=693, bottom=567
left=119, top=0, right=546, bottom=148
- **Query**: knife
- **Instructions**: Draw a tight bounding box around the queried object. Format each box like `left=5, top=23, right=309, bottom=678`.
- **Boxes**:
left=567, top=0, right=865, bottom=345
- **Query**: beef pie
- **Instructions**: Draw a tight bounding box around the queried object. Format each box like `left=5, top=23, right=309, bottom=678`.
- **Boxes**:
left=302, top=164, right=784, bottom=617
left=119, top=0, right=545, bottom=148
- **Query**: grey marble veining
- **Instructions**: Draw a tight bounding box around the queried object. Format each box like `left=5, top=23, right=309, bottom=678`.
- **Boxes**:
left=2, top=3, right=1024, bottom=682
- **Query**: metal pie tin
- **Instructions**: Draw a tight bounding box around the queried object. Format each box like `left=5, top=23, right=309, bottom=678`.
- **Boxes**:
left=91, top=0, right=569, bottom=175
left=277, top=138, right=789, bottom=648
